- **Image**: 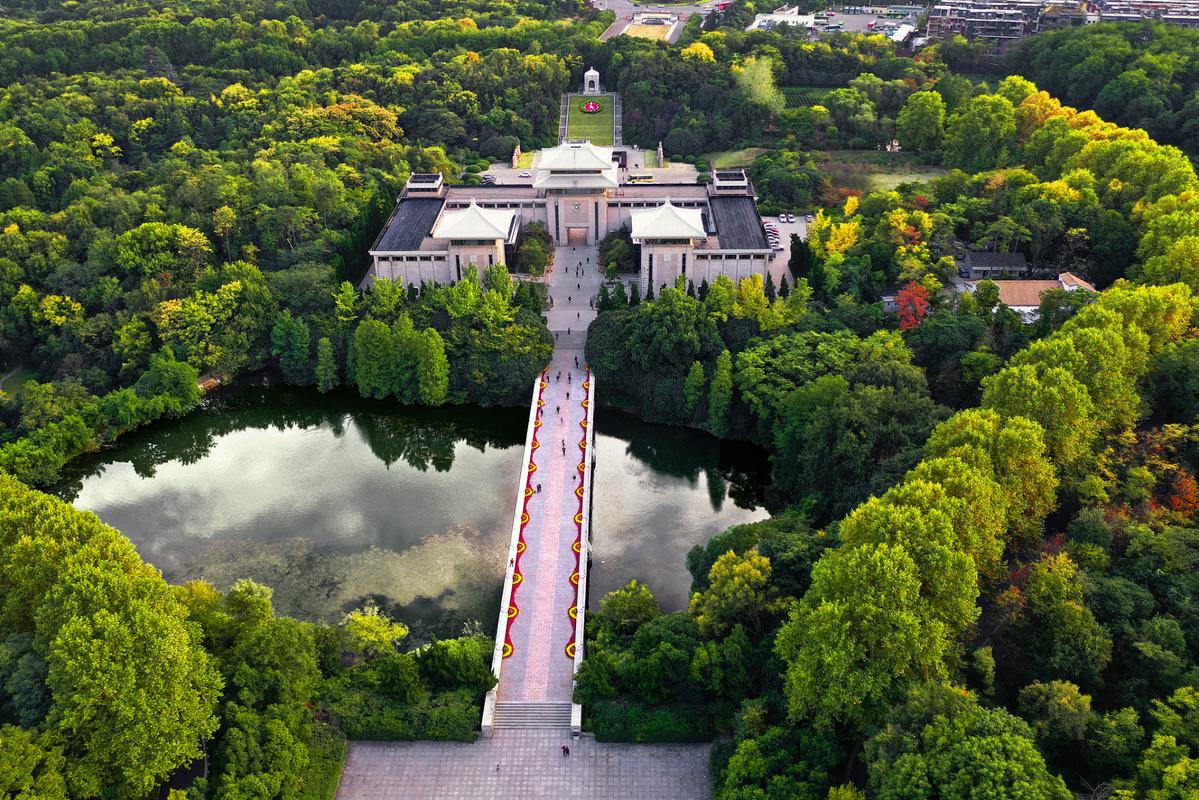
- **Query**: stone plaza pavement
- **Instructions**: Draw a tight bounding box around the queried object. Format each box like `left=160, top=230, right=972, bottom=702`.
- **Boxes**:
left=335, top=732, right=713, bottom=800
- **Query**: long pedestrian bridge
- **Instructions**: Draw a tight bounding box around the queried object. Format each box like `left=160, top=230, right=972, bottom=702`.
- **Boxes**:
left=481, top=351, right=596, bottom=735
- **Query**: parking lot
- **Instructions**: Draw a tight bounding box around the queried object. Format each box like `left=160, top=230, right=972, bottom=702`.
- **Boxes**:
left=763, top=213, right=810, bottom=287
left=816, top=8, right=918, bottom=35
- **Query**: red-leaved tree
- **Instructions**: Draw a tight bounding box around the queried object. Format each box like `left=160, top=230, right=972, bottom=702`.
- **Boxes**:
left=896, top=281, right=930, bottom=330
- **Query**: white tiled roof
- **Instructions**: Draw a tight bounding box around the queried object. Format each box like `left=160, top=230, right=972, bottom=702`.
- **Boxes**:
left=431, top=200, right=515, bottom=240
left=630, top=201, right=706, bottom=240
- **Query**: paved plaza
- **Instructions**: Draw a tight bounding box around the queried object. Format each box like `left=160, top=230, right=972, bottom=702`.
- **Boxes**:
left=335, top=732, right=713, bottom=800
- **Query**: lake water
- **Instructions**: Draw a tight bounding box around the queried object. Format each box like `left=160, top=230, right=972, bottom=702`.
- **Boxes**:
left=55, top=382, right=769, bottom=637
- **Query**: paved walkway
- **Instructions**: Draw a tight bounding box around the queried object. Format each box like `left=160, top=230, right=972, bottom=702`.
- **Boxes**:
left=336, top=732, right=712, bottom=800
left=499, top=244, right=601, bottom=700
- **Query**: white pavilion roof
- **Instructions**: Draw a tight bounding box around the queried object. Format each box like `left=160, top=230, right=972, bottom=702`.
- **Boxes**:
left=431, top=200, right=516, bottom=241
left=538, top=140, right=615, bottom=171
left=630, top=202, right=706, bottom=240
left=533, top=171, right=619, bottom=190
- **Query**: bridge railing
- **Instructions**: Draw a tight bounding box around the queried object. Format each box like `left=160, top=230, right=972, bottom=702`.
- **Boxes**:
left=570, top=369, right=596, bottom=737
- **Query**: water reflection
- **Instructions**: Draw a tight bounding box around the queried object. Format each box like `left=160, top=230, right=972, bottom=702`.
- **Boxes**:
left=54, top=386, right=772, bottom=636
left=55, top=383, right=526, bottom=638
left=589, top=411, right=771, bottom=612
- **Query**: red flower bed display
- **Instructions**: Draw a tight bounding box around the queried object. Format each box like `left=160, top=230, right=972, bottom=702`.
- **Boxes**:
left=580, top=101, right=601, bottom=114
left=565, top=368, right=593, bottom=660
left=503, top=372, right=549, bottom=659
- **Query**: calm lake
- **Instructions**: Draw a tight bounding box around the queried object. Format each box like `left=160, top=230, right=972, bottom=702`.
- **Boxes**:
left=55, top=381, right=769, bottom=638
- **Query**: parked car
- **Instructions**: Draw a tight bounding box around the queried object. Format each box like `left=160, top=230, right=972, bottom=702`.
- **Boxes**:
left=481, top=174, right=496, bottom=184
left=778, top=214, right=788, bottom=224
left=518, top=171, right=532, bottom=178
left=805, top=214, right=814, bottom=222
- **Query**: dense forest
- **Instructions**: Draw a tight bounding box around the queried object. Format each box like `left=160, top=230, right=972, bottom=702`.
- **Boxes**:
left=581, top=55, right=1199, bottom=800
left=0, top=0, right=1197, bottom=797
left=1009, top=21, right=1199, bottom=157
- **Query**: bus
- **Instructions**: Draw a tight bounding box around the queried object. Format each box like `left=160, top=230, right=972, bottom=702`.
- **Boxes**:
left=627, top=173, right=654, bottom=183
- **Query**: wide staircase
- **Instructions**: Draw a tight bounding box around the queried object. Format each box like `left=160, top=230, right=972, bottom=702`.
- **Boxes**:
left=493, top=702, right=573, bottom=730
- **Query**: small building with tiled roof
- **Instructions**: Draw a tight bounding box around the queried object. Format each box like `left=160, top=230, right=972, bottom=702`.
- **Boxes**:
left=966, top=272, right=1095, bottom=322
left=960, top=250, right=1028, bottom=279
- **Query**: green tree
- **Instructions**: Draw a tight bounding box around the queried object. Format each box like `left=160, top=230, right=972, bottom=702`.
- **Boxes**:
left=943, top=94, right=1017, bottom=172
left=595, top=580, right=661, bottom=642
left=865, top=689, right=1072, bottom=800
left=37, top=531, right=222, bottom=797
left=684, top=361, right=706, bottom=416
left=776, top=544, right=950, bottom=731
left=270, top=309, right=312, bottom=385
left=896, top=91, right=947, bottom=154
left=315, top=336, right=338, bottom=393
left=709, top=349, right=733, bottom=437
left=417, top=328, right=449, bottom=405
left=351, top=318, right=395, bottom=400
left=342, top=602, right=408, bottom=661
left=0, top=725, right=67, bottom=800
left=689, top=550, right=784, bottom=638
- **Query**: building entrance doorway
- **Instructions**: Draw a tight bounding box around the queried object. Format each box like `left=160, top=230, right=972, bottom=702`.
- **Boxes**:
left=567, top=227, right=589, bottom=246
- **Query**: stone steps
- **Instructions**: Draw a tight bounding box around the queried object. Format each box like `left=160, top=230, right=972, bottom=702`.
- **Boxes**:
left=493, top=702, right=573, bottom=729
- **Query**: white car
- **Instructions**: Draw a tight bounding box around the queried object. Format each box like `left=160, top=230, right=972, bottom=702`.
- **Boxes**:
left=805, top=214, right=814, bottom=222
left=786, top=213, right=796, bottom=223
left=778, top=214, right=787, bottom=224
left=518, top=171, right=532, bottom=178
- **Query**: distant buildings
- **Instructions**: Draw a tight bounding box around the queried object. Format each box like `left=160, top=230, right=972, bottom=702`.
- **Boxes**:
left=926, top=0, right=1199, bottom=50
left=746, top=5, right=817, bottom=31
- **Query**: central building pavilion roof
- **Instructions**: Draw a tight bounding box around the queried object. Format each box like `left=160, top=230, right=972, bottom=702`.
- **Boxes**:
left=538, top=140, right=615, bottom=170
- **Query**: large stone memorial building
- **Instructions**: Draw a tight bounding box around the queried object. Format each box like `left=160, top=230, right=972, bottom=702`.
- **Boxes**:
left=367, top=140, right=773, bottom=294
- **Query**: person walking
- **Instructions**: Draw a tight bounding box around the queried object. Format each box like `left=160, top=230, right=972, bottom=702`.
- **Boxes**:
left=561, top=745, right=568, bottom=757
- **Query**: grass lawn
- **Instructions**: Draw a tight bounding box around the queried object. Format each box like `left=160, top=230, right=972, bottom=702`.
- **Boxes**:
left=517, top=151, right=534, bottom=168
left=625, top=23, right=672, bottom=40
left=700, top=147, right=768, bottom=168
left=0, top=366, right=34, bottom=397
left=643, top=150, right=659, bottom=168
left=812, top=150, right=946, bottom=192
left=566, top=94, right=615, bottom=146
